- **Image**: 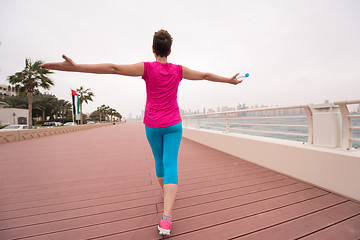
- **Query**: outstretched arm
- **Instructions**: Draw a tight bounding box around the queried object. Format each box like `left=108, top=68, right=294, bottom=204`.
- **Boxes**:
left=182, top=66, right=242, bottom=85
left=40, top=55, right=144, bottom=77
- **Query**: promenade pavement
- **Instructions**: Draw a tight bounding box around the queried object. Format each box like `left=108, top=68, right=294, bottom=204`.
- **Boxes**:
left=0, top=122, right=359, bottom=239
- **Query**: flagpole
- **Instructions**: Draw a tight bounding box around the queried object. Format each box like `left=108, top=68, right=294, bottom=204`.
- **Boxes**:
left=71, top=88, right=75, bottom=124
left=72, top=110, right=75, bottom=124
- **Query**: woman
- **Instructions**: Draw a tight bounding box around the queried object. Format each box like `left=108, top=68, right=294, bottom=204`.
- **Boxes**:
left=40, top=29, right=242, bottom=236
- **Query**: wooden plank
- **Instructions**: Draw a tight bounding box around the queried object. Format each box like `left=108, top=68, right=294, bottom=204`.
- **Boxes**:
left=0, top=175, right=283, bottom=227
left=2, top=186, right=321, bottom=239
left=0, top=172, right=279, bottom=221
left=81, top=188, right=332, bottom=239
left=168, top=194, right=346, bottom=239
left=181, top=167, right=270, bottom=182
left=237, top=201, right=360, bottom=239
left=179, top=171, right=279, bottom=193
left=0, top=173, right=153, bottom=196
left=300, top=214, right=360, bottom=240
left=175, top=174, right=286, bottom=200
left=92, top=226, right=162, bottom=240
left=0, top=158, right=150, bottom=188
left=157, top=179, right=301, bottom=212
left=173, top=186, right=323, bottom=220
left=0, top=179, right=154, bottom=207
left=0, top=205, right=157, bottom=240
left=0, top=185, right=156, bottom=213
left=0, top=193, right=161, bottom=223
left=0, top=189, right=160, bottom=229
left=88, top=225, right=163, bottom=240
left=7, top=213, right=161, bottom=240
left=179, top=164, right=262, bottom=181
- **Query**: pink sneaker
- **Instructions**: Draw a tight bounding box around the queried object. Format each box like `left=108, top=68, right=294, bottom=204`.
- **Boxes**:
left=158, top=215, right=172, bottom=236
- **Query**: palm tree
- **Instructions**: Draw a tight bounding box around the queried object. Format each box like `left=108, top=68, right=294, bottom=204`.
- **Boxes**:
left=33, top=93, right=57, bottom=121
left=106, top=108, right=122, bottom=122
left=7, top=58, right=53, bottom=128
left=110, top=109, right=122, bottom=122
left=57, top=99, right=72, bottom=121
left=97, top=104, right=107, bottom=122
left=115, top=111, right=122, bottom=122
left=107, top=108, right=114, bottom=122
left=3, top=95, right=28, bottom=109
left=76, top=86, right=94, bottom=124
left=104, top=105, right=110, bottom=122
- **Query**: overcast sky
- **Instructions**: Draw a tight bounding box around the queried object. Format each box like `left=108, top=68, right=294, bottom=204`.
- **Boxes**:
left=1, top=0, right=359, bottom=118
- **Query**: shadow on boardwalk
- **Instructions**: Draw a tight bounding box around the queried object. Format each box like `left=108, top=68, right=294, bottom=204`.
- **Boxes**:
left=0, top=122, right=359, bottom=239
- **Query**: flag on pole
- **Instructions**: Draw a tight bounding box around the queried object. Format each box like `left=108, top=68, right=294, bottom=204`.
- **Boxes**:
left=71, top=89, right=81, bottom=121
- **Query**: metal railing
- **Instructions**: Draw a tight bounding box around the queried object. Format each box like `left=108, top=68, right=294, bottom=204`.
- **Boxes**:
left=183, top=105, right=313, bottom=144
left=334, top=99, right=360, bottom=150
left=182, top=100, right=360, bottom=150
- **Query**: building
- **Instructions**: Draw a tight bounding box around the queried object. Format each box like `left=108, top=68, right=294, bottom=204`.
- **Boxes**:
left=0, top=84, right=17, bottom=98
left=221, top=106, right=236, bottom=112
left=0, top=107, right=28, bottom=126
left=0, top=84, right=27, bottom=125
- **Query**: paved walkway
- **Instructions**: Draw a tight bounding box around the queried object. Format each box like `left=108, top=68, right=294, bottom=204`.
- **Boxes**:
left=0, top=122, right=359, bottom=239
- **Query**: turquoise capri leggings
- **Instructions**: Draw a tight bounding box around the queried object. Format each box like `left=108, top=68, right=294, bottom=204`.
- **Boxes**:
left=145, top=122, right=183, bottom=185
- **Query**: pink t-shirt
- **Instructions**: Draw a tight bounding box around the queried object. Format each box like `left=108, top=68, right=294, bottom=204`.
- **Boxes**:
left=142, top=61, right=183, bottom=128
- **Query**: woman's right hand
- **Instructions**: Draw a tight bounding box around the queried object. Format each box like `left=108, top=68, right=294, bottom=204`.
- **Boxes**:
left=39, top=54, right=77, bottom=71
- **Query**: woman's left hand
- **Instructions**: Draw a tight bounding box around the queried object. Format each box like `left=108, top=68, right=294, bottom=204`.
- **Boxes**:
left=228, top=74, right=242, bottom=85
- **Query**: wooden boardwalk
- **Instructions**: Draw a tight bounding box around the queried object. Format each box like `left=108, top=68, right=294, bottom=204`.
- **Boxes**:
left=0, top=122, right=359, bottom=240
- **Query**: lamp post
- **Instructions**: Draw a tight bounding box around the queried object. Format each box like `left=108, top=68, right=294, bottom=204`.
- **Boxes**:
left=12, top=112, right=16, bottom=125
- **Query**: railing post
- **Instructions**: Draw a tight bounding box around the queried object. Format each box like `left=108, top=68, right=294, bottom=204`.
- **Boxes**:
left=304, top=106, right=313, bottom=144
left=196, top=116, right=200, bottom=129
left=310, top=103, right=342, bottom=148
left=184, top=118, right=188, bottom=128
left=337, top=103, right=352, bottom=150
left=224, top=113, right=230, bottom=133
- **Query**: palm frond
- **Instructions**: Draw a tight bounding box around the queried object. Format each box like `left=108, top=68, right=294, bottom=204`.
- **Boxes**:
left=7, top=58, right=54, bottom=94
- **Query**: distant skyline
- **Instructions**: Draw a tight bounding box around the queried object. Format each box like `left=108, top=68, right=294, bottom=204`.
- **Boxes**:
left=1, top=0, right=359, bottom=118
